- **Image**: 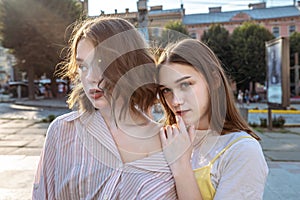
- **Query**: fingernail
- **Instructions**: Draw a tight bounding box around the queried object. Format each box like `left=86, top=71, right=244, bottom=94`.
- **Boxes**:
left=175, top=115, right=179, bottom=122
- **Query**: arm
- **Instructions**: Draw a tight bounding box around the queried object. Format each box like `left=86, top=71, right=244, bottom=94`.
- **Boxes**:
left=169, top=155, right=202, bottom=200
left=160, top=116, right=203, bottom=200
left=213, top=139, right=268, bottom=200
left=32, top=120, right=59, bottom=199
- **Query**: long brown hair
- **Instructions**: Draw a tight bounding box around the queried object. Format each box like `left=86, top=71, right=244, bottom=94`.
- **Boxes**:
left=58, top=17, right=157, bottom=117
left=157, top=39, right=259, bottom=140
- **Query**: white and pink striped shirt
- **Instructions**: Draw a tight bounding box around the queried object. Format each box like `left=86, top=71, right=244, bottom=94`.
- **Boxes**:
left=32, top=111, right=177, bottom=199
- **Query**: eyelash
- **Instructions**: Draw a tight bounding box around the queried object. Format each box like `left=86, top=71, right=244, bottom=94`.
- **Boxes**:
left=161, top=88, right=171, bottom=94
left=160, top=81, right=192, bottom=94
left=180, top=81, right=191, bottom=89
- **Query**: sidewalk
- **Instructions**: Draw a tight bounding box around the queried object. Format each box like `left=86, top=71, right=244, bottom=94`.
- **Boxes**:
left=255, top=129, right=300, bottom=200
left=14, top=97, right=69, bottom=109
left=0, top=99, right=300, bottom=199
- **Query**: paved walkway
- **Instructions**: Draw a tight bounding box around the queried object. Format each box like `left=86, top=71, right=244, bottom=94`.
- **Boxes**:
left=0, top=98, right=300, bottom=199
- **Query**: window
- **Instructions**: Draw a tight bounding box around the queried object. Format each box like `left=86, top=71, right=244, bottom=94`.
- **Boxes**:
left=272, top=27, right=280, bottom=38
left=289, top=25, right=296, bottom=35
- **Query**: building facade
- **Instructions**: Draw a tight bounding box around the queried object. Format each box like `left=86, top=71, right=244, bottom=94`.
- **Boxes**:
left=183, top=2, right=300, bottom=40
left=95, top=1, right=300, bottom=40
left=97, top=0, right=185, bottom=39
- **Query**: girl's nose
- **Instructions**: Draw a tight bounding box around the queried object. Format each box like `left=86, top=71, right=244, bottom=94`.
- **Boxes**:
left=86, top=67, right=103, bottom=83
left=171, top=92, right=184, bottom=107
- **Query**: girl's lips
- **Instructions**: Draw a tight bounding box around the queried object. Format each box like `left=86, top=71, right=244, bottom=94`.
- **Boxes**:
left=176, top=110, right=189, bottom=116
left=89, top=89, right=104, bottom=99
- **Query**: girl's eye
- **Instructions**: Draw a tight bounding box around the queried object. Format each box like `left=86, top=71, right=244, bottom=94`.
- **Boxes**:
left=78, top=64, right=88, bottom=72
left=180, top=82, right=191, bottom=89
left=161, top=88, right=172, bottom=95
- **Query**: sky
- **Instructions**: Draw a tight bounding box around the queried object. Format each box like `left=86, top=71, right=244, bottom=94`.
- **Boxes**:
left=88, top=0, right=295, bottom=16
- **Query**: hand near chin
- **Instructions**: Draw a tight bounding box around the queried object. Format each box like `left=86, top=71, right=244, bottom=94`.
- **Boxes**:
left=160, top=116, right=195, bottom=170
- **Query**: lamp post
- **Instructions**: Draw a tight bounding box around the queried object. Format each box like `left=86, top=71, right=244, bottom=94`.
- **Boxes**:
left=79, top=0, right=88, bottom=16
left=137, top=0, right=149, bottom=41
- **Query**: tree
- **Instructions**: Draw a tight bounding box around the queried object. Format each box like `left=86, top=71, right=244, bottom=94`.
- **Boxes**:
left=201, top=24, right=232, bottom=76
left=0, top=0, right=82, bottom=99
left=164, top=20, right=189, bottom=35
left=151, top=20, right=189, bottom=60
left=230, top=22, right=274, bottom=93
left=290, top=31, right=300, bottom=66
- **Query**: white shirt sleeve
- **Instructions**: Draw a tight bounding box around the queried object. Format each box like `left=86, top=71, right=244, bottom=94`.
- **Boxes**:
left=213, top=139, right=269, bottom=200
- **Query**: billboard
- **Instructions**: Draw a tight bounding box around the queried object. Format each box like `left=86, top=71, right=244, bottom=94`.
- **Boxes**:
left=265, top=37, right=290, bottom=108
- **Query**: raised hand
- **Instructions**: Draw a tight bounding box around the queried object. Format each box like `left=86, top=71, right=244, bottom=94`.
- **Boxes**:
left=160, top=116, right=195, bottom=167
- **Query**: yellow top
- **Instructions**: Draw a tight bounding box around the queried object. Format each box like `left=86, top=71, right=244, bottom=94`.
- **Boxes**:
left=193, top=136, right=253, bottom=200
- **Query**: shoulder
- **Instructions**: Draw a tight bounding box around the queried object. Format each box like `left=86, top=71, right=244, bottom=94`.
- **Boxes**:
left=219, top=131, right=268, bottom=172
left=46, top=111, right=81, bottom=138
left=229, top=131, right=262, bottom=151
left=222, top=131, right=264, bottom=158
left=55, top=110, right=81, bottom=122
left=212, top=132, right=268, bottom=199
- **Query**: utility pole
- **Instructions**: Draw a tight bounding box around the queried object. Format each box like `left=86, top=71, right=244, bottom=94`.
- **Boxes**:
left=294, top=52, right=299, bottom=96
left=137, top=0, right=149, bottom=41
left=290, top=53, right=299, bottom=96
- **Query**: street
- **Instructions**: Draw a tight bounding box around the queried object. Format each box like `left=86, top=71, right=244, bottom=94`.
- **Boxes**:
left=0, top=100, right=300, bottom=199
left=0, top=102, right=70, bottom=120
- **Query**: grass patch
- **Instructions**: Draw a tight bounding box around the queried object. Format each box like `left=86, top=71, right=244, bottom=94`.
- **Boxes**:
left=252, top=126, right=293, bottom=134
left=41, top=114, right=56, bottom=123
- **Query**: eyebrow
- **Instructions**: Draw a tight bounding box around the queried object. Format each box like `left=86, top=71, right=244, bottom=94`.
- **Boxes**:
left=75, top=58, right=83, bottom=62
left=159, top=76, right=192, bottom=88
left=175, top=76, right=191, bottom=83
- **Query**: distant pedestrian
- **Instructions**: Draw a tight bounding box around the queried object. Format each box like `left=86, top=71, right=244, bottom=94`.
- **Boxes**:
left=57, top=82, right=64, bottom=98
left=245, top=89, right=250, bottom=105
left=38, top=83, right=45, bottom=98
left=237, top=89, right=244, bottom=104
left=44, top=84, right=52, bottom=99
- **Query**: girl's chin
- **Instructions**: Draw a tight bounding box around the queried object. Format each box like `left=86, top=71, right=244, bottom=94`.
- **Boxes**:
left=181, top=118, right=192, bottom=126
left=182, top=118, right=198, bottom=127
left=91, top=100, right=109, bottom=109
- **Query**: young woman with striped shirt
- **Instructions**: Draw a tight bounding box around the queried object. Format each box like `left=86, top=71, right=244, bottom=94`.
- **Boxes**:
left=32, top=17, right=177, bottom=199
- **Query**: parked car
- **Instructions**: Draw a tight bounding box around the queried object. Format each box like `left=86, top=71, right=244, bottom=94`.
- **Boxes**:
left=8, top=81, right=42, bottom=98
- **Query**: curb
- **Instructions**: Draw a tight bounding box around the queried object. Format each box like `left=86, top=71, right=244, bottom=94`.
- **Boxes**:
left=13, top=98, right=69, bottom=109
left=249, top=109, right=300, bottom=114
left=14, top=101, right=69, bottom=109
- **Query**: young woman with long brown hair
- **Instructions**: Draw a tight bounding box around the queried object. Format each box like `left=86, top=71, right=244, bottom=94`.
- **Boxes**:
left=157, top=38, right=268, bottom=200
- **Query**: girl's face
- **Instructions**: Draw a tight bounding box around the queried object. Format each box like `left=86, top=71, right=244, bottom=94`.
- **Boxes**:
left=76, top=38, right=109, bottom=109
left=159, top=63, right=210, bottom=129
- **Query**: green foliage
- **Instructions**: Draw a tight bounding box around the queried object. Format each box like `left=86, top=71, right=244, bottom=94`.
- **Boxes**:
left=259, top=116, right=285, bottom=128
left=260, top=118, right=267, bottom=127
left=248, top=121, right=258, bottom=127
left=0, top=0, right=82, bottom=98
left=230, top=22, right=274, bottom=91
left=290, top=31, right=300, bottom=66
left=272, top=116, right=285, bottom=128
left=159, top=20, right=189, bottom=48
left=164, top=20, right=188, bottom=35
left=41, top=114, right=56, bottom=122
left=151, top=20, right=189, bottom=59
left=201, top=24, right=232, bottom=76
